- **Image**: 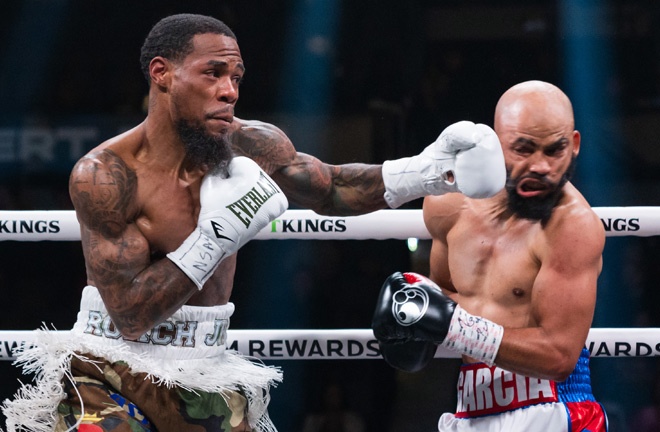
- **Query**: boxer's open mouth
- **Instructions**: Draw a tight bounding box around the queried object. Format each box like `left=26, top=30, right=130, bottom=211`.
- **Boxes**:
left=516, top=178, right=549, bottom=198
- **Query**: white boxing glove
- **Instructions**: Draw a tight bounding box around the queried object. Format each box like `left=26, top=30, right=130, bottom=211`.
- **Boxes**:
left=168, top=156, right=288, bottom=289
left=382, top=121, right=506, bottom=208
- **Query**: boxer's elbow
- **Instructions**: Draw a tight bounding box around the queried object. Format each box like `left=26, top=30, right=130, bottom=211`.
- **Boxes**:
left=543, top=350, right=579, bottom=382
left=107, top=312, right=151, bottom=340
left=118, top=326, right=145, bottom=341
left=547, top=362, right=574, bottom=382
left=114, top=322, right=148, bottom=340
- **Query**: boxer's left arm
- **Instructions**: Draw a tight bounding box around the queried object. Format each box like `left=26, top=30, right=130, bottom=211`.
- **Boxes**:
left=274, top=152, right=386, bottom=216
left=491, top=210, right=605, bottom=381
left=231, top=119, right=505, bottom=216
left=231, top=119, right=385, bottom=216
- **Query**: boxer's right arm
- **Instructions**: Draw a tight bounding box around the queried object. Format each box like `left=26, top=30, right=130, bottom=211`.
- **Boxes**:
left=372, top=272, right=504, bottom=370
left=70, top=150, right=197, bottom=339
left=71, top=153, right=288, bottom=339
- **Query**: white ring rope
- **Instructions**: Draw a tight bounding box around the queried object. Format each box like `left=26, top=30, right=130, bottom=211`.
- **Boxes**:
left=0, top=207, right=658, bottom=241
left=0, top=328, right=658, bottom=361
left=1, top=208, right=657, bottom=362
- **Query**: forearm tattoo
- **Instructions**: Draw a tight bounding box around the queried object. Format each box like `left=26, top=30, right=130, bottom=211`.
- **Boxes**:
left=231, top=121, right=387, bottom=215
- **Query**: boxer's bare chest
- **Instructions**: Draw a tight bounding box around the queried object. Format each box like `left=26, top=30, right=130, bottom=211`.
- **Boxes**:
left=133, top=172, right=197, bottom=251
left=133, top=172, right=236, bottom=305
left=447, top=212, right=543, bottom=324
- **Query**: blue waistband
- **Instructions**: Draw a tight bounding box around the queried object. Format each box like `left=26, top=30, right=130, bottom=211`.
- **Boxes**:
left=556, top=348, right=596, bottom=403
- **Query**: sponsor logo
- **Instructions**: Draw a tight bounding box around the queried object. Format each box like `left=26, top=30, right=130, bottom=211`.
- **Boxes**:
left=226, top=172, right=282, bottom=229
left=587, top=341, right=660, bottom=357
left=0, top=219, right=60, bottom=234
left=228, top=338, right=381, bottom=358
left=269, top=218, right=347, bottom=233
left=209, top=222, right=234, bottom=243
left=391, top=287, right=428, bottom=326
left=600, top=217, right=640, bottom=232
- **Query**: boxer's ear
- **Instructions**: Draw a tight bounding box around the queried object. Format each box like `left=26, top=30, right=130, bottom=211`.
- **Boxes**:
left=572, top=130, right=581, bottom=157
left=149, top=56, right=171, bottom=89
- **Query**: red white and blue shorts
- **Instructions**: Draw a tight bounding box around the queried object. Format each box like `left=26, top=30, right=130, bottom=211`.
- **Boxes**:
left=438, top=349, right=607, bottom=432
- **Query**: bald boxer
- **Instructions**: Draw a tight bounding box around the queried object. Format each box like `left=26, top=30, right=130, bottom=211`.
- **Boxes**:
left=373, top=81, right=608, bottom=431
left=3, top=13, right=505, bottom=432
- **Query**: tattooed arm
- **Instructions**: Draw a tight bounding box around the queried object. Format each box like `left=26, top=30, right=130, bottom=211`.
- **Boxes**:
left=69, top=149, right=198, bottom=339
left=231, top=119, right=387, bottom=216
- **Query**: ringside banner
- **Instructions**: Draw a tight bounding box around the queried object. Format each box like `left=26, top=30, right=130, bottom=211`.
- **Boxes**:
left=1, top=207, right=659, bottom=241
left=0, top=328, right=659, bottom=361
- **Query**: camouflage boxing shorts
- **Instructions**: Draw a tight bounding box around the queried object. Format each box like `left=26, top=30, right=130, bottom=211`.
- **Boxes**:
left=56, top=353, right=250, bottom=432
left=4, top=288, right=280, bottom=432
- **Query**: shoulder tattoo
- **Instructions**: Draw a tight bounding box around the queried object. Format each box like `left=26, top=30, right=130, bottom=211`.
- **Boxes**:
left=70, top=149, right=137, bottom=238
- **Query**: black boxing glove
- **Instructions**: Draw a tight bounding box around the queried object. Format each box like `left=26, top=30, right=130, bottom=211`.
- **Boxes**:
left=378, top=340, right=437, bottom=373
left=372, top=272, right=456, bottom=344
left=372, top=272, right=504, bottom=368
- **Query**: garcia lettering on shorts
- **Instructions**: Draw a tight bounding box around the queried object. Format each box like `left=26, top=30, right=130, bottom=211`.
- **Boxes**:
left=453, top=349, right=607, bottom=431
left=455, top=363, right=557, bottom=418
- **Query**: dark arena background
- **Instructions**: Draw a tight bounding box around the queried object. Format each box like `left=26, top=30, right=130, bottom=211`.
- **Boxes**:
left=2, top=1, right=660, bottom=431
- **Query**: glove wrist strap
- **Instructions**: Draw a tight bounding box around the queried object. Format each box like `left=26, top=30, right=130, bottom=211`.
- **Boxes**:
left=167, top=227, right=227, bottom=290
left=440, top=305, right=503, bottom=366
left=382, top=156, right=456, bottom=209
left=382, top=157, right=424, bottom=209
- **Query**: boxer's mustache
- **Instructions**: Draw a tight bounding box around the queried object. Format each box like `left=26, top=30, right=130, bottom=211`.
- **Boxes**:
left=206, top=108, right=234, bottom=119
left=506, top=173, right=554, bottom=190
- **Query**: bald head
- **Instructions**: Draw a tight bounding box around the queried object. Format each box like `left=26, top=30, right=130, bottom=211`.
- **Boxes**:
left=494, top=80, right=574, bottom=136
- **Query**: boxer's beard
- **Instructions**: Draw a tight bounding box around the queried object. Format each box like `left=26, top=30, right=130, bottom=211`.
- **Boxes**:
left=505, top=156, right=576, bottom=224
left=175, top=119, right=233, bottom=175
